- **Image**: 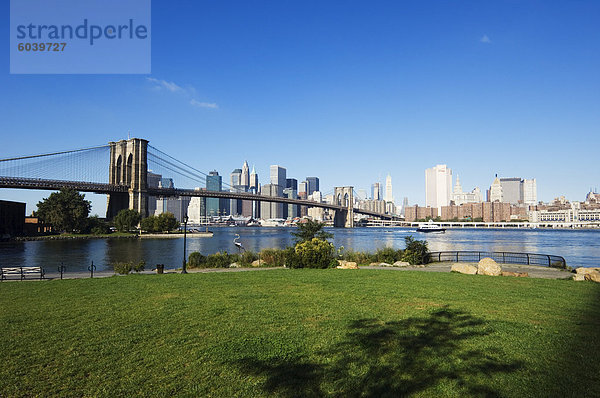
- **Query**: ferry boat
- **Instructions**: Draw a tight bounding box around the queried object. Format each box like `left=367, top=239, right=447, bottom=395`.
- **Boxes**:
left=416, top=220, right=446, bottom=233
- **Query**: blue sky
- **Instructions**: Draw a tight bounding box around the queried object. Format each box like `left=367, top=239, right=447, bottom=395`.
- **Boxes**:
left=1, top=1, right=599, bottom=215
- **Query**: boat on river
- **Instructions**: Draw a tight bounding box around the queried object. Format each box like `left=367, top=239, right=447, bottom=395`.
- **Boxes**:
left=416, top=221, right=446, bottom=233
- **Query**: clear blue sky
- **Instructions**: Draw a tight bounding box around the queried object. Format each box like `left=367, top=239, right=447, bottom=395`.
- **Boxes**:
left=1, top=1, right=599, bottom=215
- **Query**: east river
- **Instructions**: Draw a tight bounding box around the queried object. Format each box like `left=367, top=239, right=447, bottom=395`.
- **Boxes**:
left=1, top=227, right=599, bottom=272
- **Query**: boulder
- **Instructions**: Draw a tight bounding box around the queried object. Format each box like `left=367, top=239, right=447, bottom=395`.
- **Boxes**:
left=229, top=263, right=241, bottom=268
left=393, top=261, right=410, bottom=267
left=477, top=257, right=502, bottom=276
left=501, top=271, right=529, bottom=277
left=336, top=261, right=359, bottom=269
left=451, top=263, right=478, bottom=275
left=573, top=274, right=587, bottom=281
left=584, top=271, right=600, bottom=283
left=575, top=267, right=600, bottom=275
left=369, top=262, right=392, bottom=267
left=251, top=259, right=265, bottom=267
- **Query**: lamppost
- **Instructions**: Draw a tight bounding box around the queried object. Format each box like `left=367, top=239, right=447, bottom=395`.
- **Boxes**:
left=182, top=214, right=189, bottom=274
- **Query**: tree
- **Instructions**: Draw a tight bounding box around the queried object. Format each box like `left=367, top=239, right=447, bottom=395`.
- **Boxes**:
left=156, top=212, right=179, bottom=232
left=402, top=236, right=430, bottom=265
left=114, top=209, right=141, bottom=232
left=140, top=216, right=158, bottom=232
left=84, top=216, right=111, bottom=235
left=36, top=189, right=91, bottom=233
left=292, top=219, right=333, bottom=243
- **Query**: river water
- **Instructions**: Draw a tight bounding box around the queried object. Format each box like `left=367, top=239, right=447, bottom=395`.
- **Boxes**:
left=1, top=227, right=599, bottom=272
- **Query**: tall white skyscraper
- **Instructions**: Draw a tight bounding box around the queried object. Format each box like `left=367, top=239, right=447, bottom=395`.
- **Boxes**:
left=385, top=174, right=393, bottom=203
left=241, top=160, right=250, bottom=187
left=425, top=164, right=452, bottom=212
left=489, top=176, right=503, bottom=202
left=522, top=178, right=537, bottom=205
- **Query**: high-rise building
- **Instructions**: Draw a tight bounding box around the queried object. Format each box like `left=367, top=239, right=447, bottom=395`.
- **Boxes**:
left=260, top=183, right=283, bottom=219
left=299, top=181, right=307, bottom=194
left=249, top=165, right=259, bottom=191
left=522, top=179, right=537, bottom=206
left=230, top=169, right=242, bottom=187
left=425, top=164, right=452, bottom=213
left=187, top=188, right=207, bottom=223
left=371, top=182, right=381, bottom=200
left=306, top=177, right=319, bottom=195
left=489, top=175, right=503, bottom=202
left=451, top=175, right=483, bottom=205
left=241, top=161, right=250, bottom=188
left=402, top=197, right=409, bottom=217
left=286, top=178, right=298, bottom=191
left=206, top=170, right=222, bottom=217
left=270, top=165, right=286, bottom=198
left=283, top=187, right=298, bottom=218
left=499, top=178, right=522, bottom=204
left=385, top=174, right=393, bottom=203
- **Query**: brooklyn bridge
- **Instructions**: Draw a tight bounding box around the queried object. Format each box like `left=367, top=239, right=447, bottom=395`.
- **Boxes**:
left=0, top=138, right=395, bottom=227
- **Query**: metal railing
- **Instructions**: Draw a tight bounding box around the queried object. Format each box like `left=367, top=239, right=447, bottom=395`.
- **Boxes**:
left=427, top=251, right=567, bottom=269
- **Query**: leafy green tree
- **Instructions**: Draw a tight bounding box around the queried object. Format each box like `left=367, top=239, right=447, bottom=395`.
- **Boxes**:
left=140, top=216, right=158, bottom=232
left=84, top=216, right=111, bottom=235
left=36, top=189, right=91, bottom=233
left=156, top=212, right=179, bottom=232
left=114, top=209, right=141, bottom=232
left=292, top=219, right=333, bottom=243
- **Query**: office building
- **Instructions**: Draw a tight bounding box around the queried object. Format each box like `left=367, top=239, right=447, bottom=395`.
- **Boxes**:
left=425, top=164, right=452, bottom=213
left=488, top=176, right=503, bottom=202
left=286, top=178, right=298, bottom=191
left=451, top=175, right=483, bottom=205
left=402, top=197, right=409, bottom=217
left=283, top=187, right=299, bottom=218
left=385, top=174, right=393, bottom=203
left=187, top=188, right=206, bottom=223
left=260, top=183, right=283, bottom=219
left=206, top=170, right=223, bottom=217
left=270, top=165, right=286, bottom=191
left=371, top=182, right=382, bottom=201
left=241, top=161, right=250, bottom=188
left=306, top=177, right=319, bottom=195
left=499, top=178, right=522, bottom=205
left=299, top=181, right=308, bottom=194
left=523, top=179, right=537, bottom=205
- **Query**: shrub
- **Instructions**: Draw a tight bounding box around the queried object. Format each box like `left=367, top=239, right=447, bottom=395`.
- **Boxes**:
left=402, top=236, right=429, bottom=265
left=206, top=251, right=236, bottom=268
left=283, top=246, right=303, bottom=268
left=113, top=260, right=145, bottom=274
left=239, top=251, right=259, bottom=267
left=290, top=238, right=337, bottom=269
left=338, top=249, right=376, bottom=265
left=187, top=252, right=207, bottom=268
left=259, top=248, right=286, bottom=266
left=374, top=247, right=403, bottom=264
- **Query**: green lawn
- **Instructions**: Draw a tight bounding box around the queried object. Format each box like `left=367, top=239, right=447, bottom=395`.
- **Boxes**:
left=1, top=270, right=598, bottom=397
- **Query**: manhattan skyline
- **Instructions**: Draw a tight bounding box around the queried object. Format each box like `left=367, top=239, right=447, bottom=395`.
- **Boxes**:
left=1, top=1, right=599, bottom=214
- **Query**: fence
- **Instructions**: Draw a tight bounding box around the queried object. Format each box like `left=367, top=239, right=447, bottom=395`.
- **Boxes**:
left=427, top=251, right=567, bottom=269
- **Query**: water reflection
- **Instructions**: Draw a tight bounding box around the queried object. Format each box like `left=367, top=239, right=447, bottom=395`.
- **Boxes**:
left=0, top=227, right=598, bottom=271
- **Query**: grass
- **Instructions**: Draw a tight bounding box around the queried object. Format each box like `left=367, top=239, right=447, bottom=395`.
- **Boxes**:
left=0, top=270, right=599, bottom=397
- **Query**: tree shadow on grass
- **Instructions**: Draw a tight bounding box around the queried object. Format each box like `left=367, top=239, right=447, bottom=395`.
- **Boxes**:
left=237, top=306, right=522, bottom=397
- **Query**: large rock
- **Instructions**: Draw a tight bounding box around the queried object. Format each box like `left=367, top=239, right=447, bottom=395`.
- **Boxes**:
left=369, top=262, right=392, bottom=267
left=251, top=259, right=265, bottom=267
left=477, top=258, right=502, bottom=276
left=584, top=271, right=600, bottom=283
left=573, top=274, right=587, bottom=281
left=393, top=261, right=410, bottom=267
left=575, top=267, right=600, bottom=275
left=336, top=261, right=358, bottom=269
left=501, top=271, right=529, bottom=277
left=229, top=262, right=241, bottom=268
left=451, top=263, right=477, bottom=275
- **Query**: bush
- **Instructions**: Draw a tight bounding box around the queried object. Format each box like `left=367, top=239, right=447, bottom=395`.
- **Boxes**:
left=187, top=252, right=207, bottom=268
left=283, top=246, right=303, bottom=268
left=259, top=248, right=286, bottom=266
left=402, top=236, right=429, bottom=265
left=239, top=251, right=259, bottom=267
left=338, top=249, right=376, bottom=265
left=290, top=238, right=337, bottom=269
left=374, top=247, right=403, bottom=264
left=206, top=251, right=236, bottom=268
left=113, top=260, right=145, bottom=274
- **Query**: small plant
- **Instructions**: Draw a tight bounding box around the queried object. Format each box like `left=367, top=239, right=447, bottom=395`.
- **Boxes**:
left=374, top=247, right=403, bottom=264
left=259, top=248, right=286, bottom=266
left=113, top=260, right=145, bottom=274
left=239, top=251, right=259, bottom=267
left=206, top=251, right=236, bottom=268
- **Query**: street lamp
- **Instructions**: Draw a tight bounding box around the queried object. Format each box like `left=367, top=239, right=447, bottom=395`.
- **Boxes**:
left=182, top=214, right=189, bottom=274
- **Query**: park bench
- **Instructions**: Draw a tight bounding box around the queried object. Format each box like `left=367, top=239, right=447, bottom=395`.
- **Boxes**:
left=1, top=266, right=45, bottom=281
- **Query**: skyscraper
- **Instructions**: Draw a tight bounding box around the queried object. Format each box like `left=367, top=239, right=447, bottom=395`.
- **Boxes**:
left=206, top=170, right=222, bottom=217
left=306, top=177, right=319, bottom=195
left=286, top=178, right=298, bottom=191
left=230, top=168, right=242, bottom=187
left=371, top=182, right=381, bottom=200
left=270, top=165, right=286, bottom=194
left=299, top=181, right=307, bottom=194
left=425, top=164, right=452, bottom=213
left=499, top=178, right=522, bottom=204
left=385, top=174, right=393, bottom=203
left=249, top=165, right=259, bottom=191
left=241, top=161, right=250, bottom=188
left=489, top=175, right=503, bottom=202
left=522, top=178, right=537, bottom=205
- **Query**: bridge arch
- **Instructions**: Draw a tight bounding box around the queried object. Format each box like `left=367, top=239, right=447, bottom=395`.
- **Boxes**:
left=115, top=155, right=122, bottom=184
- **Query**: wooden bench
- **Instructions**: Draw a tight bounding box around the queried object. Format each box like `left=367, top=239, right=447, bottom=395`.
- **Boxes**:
left=1, top=266, right=45, bottom=281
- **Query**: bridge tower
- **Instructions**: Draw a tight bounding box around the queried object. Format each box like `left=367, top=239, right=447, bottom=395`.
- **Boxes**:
left=106, top=138, right=149, bottom=219
left=333, top=186, right=354, bottom=228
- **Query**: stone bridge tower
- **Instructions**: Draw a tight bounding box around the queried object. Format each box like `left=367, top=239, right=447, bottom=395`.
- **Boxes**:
left=106, top=138, right=148, bottom=219
left=333, top=186, right=354, bottom=228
